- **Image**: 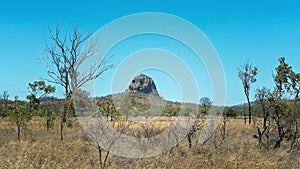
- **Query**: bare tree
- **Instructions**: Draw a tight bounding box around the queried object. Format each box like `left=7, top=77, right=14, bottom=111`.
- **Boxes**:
left=238, top=62, right=258, bottom=124
left=187, top=118, right=205, bottom=148
left=86, top=118, right=129, bottom=169
left=40, top=25, right=114, bottom=140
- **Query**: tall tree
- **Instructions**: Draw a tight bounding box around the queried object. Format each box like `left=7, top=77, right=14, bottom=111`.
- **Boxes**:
left=290, top=71, right=300, bottom=147
left=238, top=62, right=258, bottom=124
left=40, top=25, right=113, bottom=140
left=269, top=57, right=292, bottom=148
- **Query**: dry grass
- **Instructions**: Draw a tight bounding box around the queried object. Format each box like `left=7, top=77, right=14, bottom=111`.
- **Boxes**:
left=0, top=117, right=299, bottom=168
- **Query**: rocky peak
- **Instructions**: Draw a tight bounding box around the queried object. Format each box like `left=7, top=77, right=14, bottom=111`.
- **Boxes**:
left=127, top=74, right=159, bottom=97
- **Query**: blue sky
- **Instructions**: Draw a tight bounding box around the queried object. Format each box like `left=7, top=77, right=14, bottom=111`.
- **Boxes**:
left=0, top=0, right=300, bottom=106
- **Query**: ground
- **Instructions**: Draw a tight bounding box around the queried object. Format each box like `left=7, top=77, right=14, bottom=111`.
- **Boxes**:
left=0, top=117, right=299, bottom=169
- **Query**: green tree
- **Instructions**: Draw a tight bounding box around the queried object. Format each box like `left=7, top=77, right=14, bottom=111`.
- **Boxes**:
left=43, top=97, right=57, bottom=131
left=27, top=80, right=55, bottom=110
left=131, top=98, right=136, bottom=106
left=40, top=25, right=113, bottom=140
left=0, top=91, right=10, bottom=117
left=10, top=96, right=32, bottom=143
left=163, top=107, right=179, bottom=116
left=268, top=57, right=292, bottom=148
left=119, top=94, right=132, bottom=120
left=238, top=62, right=258, bottom=124
left=27, top=80, right=55, bottom=130
left=99, top=99, right=119, bottom=121
left=199, top=97, right=213, bottom=115
left=288, top=66, right=300, bottom=148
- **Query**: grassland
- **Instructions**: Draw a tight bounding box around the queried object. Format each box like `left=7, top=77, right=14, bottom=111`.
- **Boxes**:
left=0, top=117, right=299, bottom=169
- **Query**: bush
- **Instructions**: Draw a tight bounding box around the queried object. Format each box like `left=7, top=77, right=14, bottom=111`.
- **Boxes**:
left=226, top=108, right=237, bottom=117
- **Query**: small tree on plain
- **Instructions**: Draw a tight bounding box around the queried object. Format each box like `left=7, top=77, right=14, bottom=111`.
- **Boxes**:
left=199, top=97, right=212, bottom=115
left=27, top=80, right=55, bottom=110
left=10, top=96, right=32, bottom=143
left=0, top=91, right=10, bottom=117
left=27, top=80, right=55, bottom=130
left=289, top=71, right=300, bottom=148
left=268, top=57, right=292, bottom=148
left=238, top=62, right=258, bottom=124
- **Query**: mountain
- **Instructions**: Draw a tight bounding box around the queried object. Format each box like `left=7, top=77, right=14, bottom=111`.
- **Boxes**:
left=126, top=74, right=159, bottom=97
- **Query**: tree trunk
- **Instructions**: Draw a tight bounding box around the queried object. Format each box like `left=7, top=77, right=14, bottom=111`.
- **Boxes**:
left=103, top=150, right=110, bottom=168
left=61, top=96, right=70, bottom=140
left=60, top=120, right=64, bottom=140
left=46, top=110, right=51, bottom=131
left=275, top=112, right=283, bottom=148
left=17, top=124, right=21, bottom=143
left=97, top=143, right=103, bottom=169
left=187, top=133, right=192, bottom=148
left=247, top=96, right=251, bottom=125
left=262, top=106, right=267, bottom=129
left=243, top=111, right=247, bottom=124
left=291, top=100, right=299, bottom=149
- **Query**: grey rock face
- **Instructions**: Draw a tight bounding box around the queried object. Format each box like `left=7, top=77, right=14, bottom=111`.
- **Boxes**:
left=127, top=74, right=159, bottom=97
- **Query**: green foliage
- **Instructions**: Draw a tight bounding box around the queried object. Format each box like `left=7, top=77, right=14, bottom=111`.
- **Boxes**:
left=238, top=62, right=258, bottom=124
left=26, top=80, right=56, bottom=130
left=163, top=107, right=179, bottom=116
left=10, top=97, right=32, bottom=124
left=9, top=96, right=32, bottom=142
left=238, top=62, right=258, bottom=88
left=27, top=80, right=55, bottom=108
left=181, top=106, right=197, bottom=116
left=118, top=94, right=133, bottom=117
left=226, top=108, right=237, bottom=117
left=0, top=91, right=10, bottom=117
left=131, top=98, right=136, bottom=106
left=258, top=57, right=300, bottom=148
left=199, top=97, right=212, bottom=114
left=98, top=99, right=120, bottom=121
left=72, top=89, right=95, bottom=117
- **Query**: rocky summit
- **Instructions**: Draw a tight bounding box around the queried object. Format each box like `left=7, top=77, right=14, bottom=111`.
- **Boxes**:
left=127, top=74, right=159, bottom=97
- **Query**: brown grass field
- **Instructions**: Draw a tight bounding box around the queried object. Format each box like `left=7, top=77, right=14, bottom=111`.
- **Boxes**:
left=0, top=117, right=299, bottom=169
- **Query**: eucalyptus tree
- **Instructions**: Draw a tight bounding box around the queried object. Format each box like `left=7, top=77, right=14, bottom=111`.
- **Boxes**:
left=238, top=62, right=258, bottom=124
left=269, top=57, right=292, bottom=148
left=27, top=80, right=55, bottom=130
left=10, top=96, right=31, bottom=143
left=199, top=97, right=213, bottom=115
